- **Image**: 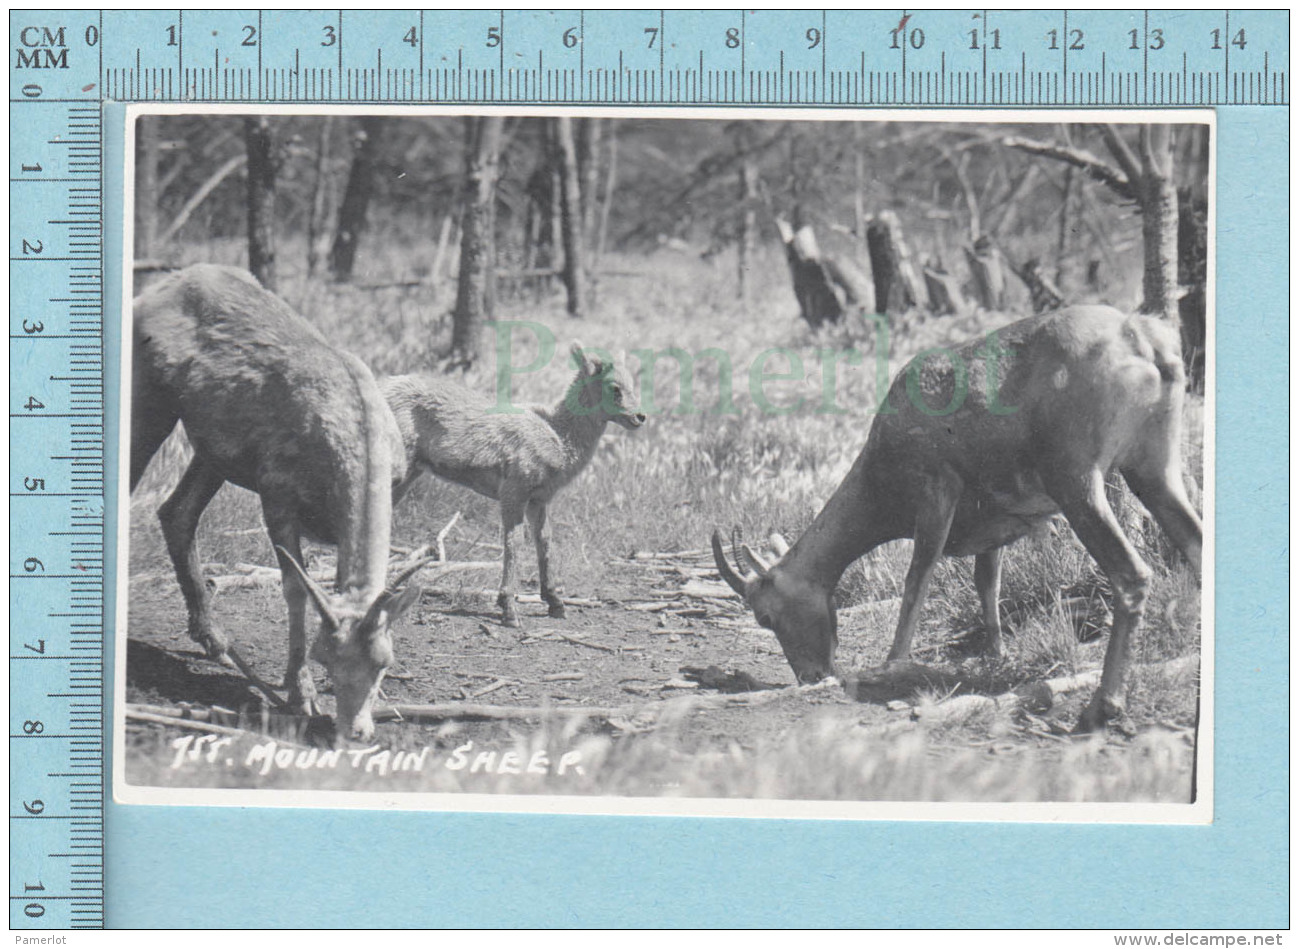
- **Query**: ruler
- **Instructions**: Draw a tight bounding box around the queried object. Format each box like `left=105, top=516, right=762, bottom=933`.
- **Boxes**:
left=6, top=8, right=1289, bottom=931
left=10, top=8, right=106, bottom=931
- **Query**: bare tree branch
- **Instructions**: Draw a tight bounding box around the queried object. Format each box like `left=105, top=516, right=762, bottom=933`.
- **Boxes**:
left=988, top=164, right=1040, bottom=239
left=158, top=153, right=247, bottom=245
left=1003, top=135, right=1136, bottom=201
left=1099, top=125, right=1144, bottom=189
left=942, top=147, right=981, bottom=239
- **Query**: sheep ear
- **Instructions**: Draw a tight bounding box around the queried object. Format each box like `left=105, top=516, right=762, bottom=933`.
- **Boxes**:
left=571, top=341, right=602, bottom=375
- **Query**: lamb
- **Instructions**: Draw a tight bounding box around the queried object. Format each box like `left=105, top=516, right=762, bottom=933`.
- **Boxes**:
left=382, top=343, right=644, bottom=626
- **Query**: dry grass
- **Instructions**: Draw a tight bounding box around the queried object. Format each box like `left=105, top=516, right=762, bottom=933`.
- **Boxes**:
left=126, top=705, right=1194, bottom=803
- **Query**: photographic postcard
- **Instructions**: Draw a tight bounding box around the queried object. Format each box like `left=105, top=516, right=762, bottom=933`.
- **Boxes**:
left=113, top=105, right=1214, bottom=822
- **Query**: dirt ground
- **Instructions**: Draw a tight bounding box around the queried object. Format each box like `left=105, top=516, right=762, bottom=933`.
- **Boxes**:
left=121, top=538, right=1198, bottom=803
left=127, top=552, right=853, bottom=747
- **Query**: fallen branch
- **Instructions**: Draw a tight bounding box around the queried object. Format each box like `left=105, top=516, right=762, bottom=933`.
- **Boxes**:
left=465, top=677, right=513, bottom=700
left=130, top=703, right=232, bottom=723
left=675, top=579, right=740, bottom=600
left=631, top=548, right=711, bottom=561
left=625, top=601, right=672, bottom=612
left=906, top=655, right=1198, bottom=727
left=126, top=708, right=308, bottom=749
left=436, top=511, right=461, bottom=561
left=129, top=677, right=841, bottom=736
left=462, top=589, right=602, bottom=607
left=375, top=679, right=837, bottom=726
left=376, top=702, right=626, bottom=723
left=419, top=562, right=500, bottom=576
left=547, top=632, right=618, bottom=653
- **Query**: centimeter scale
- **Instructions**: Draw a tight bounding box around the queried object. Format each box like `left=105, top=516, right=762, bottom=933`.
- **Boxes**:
left=7, top=8, right=1289, bottom=930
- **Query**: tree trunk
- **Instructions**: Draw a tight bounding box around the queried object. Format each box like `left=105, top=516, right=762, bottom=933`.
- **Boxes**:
left=923, top=263, right=964, bottom=315
left=735, top=124, right=759, bottom=306
left=866, top=211, right=923, bottom=315
left=777, top=220, right=842, bottom=327
left=1056, top=165, right=1075, bottom=289
left=853, top=123, right=867, bottom=252
left=1011, top=257, right=1065, bottom=313
left=1138, top=124, right=1180, bottom=324
left=328, top=116, right=386, bottom=282
left=523, top=122, right=555, bottom=276
left=305, top=116, right=335, bottom=277
left=243, top=115, right=278, bottom=291
left=430, top=211, right=454, bottom=286
left=1177, top=125, right=1209, bottom=392
left=450, top=116, right=505, bottom=365
left=576, top=117, right=602, bottom=249
left=775, top=220, right=871, bottom=327
left=964, top=236, right=1008, bottom=310
left=594, top=119, right=618, bottom=270
left=135, top=116, right=159, bottom=259
left=554, top=116, right=584, bottom=317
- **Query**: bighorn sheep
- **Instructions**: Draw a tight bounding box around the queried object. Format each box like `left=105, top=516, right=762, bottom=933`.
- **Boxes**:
left=713, top=306, right=1202, bottom=733
left=382, top=343, right=644, bottom=626
left=131, top=265, right=429, bottom=740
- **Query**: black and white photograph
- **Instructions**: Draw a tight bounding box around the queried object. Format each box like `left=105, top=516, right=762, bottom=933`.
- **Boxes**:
left=116, top=108, right=1212, bottom=815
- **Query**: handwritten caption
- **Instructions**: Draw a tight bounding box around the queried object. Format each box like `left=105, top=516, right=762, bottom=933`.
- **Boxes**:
left=169, top=735, right=585, bottom=778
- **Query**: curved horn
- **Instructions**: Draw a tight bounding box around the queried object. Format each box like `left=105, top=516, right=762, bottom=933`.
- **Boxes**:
left=730, top=527, right=746, bottom=571
left=739, top=544, right=772, bottom=577
left=711, top=529, right=749, bottom=596
left=388, top=553, right=440, bottom=593
left=274, top=545, right=340, bottom=630
left=768, top=532, right=790, bottom=558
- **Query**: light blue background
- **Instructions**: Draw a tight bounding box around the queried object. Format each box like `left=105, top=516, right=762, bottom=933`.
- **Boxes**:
left=96, top=105, right=1289, bottom=931
left=57, top=6, right=1286, bottom=925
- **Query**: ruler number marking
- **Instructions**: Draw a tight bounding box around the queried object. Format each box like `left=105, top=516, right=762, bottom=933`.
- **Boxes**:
left=1211, top=29, right=1246, bottom=50
left=1131, top=28, right=1165, bottom=51
left=1047, top=29, right=1084, bottom=51
left=890, top=26, right=925, bottom=50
